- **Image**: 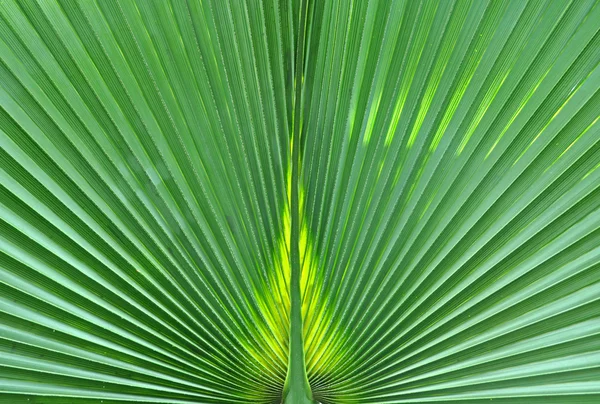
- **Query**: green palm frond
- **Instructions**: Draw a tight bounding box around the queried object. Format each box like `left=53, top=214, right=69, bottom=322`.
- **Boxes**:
left=0, top=0, right=599, bottom=403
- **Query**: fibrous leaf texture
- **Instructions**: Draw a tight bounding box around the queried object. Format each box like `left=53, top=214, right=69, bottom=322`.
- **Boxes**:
left=0, top=0, right=599, bottom=403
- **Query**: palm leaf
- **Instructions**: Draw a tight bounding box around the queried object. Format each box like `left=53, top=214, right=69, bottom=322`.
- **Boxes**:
left=0, top=0, right=599, bottom=403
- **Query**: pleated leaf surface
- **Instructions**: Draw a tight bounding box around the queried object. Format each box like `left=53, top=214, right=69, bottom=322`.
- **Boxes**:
left=0, top=0, right=599, bottom=403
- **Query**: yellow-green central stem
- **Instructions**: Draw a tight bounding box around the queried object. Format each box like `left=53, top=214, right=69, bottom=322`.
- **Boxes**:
left=284, top=0, right=313, bottom=403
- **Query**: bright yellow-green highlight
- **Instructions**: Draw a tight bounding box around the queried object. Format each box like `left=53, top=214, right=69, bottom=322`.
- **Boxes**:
left=255, top=164, right=334, bottom=378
